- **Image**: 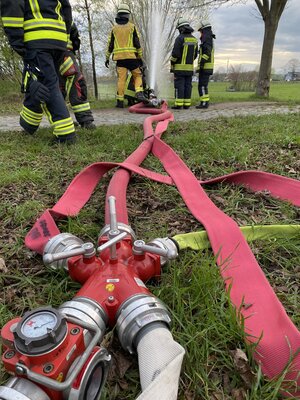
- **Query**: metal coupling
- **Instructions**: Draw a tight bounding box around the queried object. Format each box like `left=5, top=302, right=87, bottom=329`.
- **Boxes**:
left=59, top=297, right=108, bottom=346
left=98, top=223, right=136, bottom=242
left=116, top=294, right=172, bottom=354
left=145, top=237, right=179, bottom=265
left=64, top=347, right=111, bottom=400
left=43, top=233, right=84, bottom=270
left=0, top=377, right=50, bottom=400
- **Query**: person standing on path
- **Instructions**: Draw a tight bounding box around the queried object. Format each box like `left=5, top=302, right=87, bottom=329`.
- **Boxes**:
left=1, top=0, right=77, bottom=144
left=59, top=22, right=96, bottom=129
left=105, top=3, right=146, bottom=108
left=196, top=21, right=215, bottom=109
left=170, top=18, right=198, bottom=110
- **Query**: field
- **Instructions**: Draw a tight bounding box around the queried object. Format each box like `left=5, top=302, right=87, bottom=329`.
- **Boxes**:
left=1, top=79, right=300, bottom=114
left=93, top=80, right=300, bottom=108
left=0, top=79, right=299, bottom=399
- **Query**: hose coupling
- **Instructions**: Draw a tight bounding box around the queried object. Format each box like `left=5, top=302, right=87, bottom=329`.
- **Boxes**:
left=146, top=237, right=179, bottom=265
left=116, top=294, right=171, bottom=354
left=43, top=233, right=84, bottom=270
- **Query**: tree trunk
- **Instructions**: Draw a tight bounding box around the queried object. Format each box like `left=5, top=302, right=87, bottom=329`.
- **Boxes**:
left=85, top=0, right=98, bottom=99
left=256, top=19, right=277, bottom=97
left=255, top=0, right=289, bottom=97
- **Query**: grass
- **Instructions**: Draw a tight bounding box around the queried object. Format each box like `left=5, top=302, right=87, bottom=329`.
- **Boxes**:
left=0, top=108, right=299, bottom=399
left=1, top=79, right=300, bottom=115
left=94, top=80, right=300, bottom=106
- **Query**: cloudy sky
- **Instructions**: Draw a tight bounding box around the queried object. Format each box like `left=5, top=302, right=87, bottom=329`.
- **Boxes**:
left=211, top=0, right=300, bottom=73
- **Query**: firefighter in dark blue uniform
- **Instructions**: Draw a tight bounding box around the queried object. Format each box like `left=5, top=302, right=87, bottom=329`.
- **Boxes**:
left=1, top=0, right=76, bottom=143
left=196, top=21, right=215, bottom=109
left=59, top=23, right=95, bottom=129
left=170, top=18, right=198, bottom=110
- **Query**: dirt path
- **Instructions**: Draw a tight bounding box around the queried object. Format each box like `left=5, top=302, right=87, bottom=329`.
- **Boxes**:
left=0, top=102, right=299, bottom=132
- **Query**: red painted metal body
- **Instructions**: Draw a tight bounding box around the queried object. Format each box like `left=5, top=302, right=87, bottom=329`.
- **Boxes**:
left=1, top=237, right=162, bottom=397
left=1, top=319, right=86, bottom=400
left=69, top=238, right=161, bottom=326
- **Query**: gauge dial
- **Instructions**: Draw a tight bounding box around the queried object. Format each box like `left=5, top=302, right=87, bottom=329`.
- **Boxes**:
left=21, top=311, right=58, bottom=338
left=14, top=307, right=67, bottom=355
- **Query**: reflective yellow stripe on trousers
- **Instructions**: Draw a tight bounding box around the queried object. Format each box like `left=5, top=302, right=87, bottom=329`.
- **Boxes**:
left=53, top=117, right=75, bottom=136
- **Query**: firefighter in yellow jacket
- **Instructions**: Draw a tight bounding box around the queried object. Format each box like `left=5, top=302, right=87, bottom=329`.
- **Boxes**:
left=105, top=3, right=145, bottom=108
left=1, top=0, right=76, bottom=143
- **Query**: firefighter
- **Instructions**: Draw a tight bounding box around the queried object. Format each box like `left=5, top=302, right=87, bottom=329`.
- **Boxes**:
left=170, top=18, right=198, bottom=110
left=60, top=23, right=96, bottom=129
left=196, top=21, right=215, bottom=109
left=1, top=0, right=76, bottom=144
left=124, top=65, right=149, bottom=106
left=105, top=3, right=146, bottom=108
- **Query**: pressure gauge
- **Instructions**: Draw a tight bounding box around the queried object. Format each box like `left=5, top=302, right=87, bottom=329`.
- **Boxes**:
left=14, top=306, right=67, bottom=355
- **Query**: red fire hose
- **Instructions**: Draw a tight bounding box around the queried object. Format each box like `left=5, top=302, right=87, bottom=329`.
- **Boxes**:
left=23, top=102, right=300, bottom=397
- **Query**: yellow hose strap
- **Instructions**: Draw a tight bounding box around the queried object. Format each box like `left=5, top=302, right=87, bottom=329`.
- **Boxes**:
left=173, top=225, right=300, bottom=251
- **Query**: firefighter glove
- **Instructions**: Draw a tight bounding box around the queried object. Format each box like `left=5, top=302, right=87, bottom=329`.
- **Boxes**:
left=29, top=80, right=51, bottom=103
left=105, top=59, right=110, bottom=68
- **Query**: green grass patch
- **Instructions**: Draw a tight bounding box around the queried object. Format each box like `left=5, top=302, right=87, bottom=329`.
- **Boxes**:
left=0, top=113, right=299, bottom=398
left=1, top=80, right=300, bottom=115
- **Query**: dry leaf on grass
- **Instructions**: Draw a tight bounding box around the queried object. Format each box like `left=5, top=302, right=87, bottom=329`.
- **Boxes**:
left=230, top=349, right=255, bottom=388
left=0, top=258, right=8, bottom=273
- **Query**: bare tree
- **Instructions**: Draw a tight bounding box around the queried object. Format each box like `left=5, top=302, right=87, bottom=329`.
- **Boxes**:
left=284, top=58, right=300, bottom=74
left=102, top=0, right=212, bottom=67
left=254, top=0, right=289, bottom=97
left=73, top=0, right=104, bottom=99
left=0, top=22, right=23, bottom=81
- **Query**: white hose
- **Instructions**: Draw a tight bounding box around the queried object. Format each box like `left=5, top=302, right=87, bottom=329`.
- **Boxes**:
left=136, top=327, right=185, bottom=400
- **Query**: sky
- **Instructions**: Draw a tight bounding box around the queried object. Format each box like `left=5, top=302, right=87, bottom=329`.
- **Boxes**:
left=210, top=0, right=300, bottom=73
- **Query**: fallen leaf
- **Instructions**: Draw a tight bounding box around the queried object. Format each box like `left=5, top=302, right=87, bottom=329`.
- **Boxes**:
left=231, top=387, right=247, bottom=400
left=0, top=258, right=8, bottom=273
left=114, top=351, right=132, bottom=378
left=230, top=349, right=255, bottom=388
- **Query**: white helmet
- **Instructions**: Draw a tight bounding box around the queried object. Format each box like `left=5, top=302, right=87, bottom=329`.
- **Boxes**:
left=198, top=20, right=211, bottom=31
left=176, top=17, right=190, bottom=29
left=117, top=3, right=131, bottom=15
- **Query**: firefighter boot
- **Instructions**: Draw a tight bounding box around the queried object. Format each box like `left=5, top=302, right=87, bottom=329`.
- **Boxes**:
left=196, top=101, right=209, bottom=109
left=127, top=98, right=136, bottom=106
left=52, top=132, right=77, bottom=145
left=81, top=121, right=96, bottom=129
left=116, top=100, right=124, bottom=108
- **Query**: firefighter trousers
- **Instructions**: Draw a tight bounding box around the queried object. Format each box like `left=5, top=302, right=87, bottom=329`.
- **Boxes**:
left=174, top=74, right=193, bottom=107
left=198, top=72, right=211, bottom=102
left=59, top=51, right=94, bottom=126
left=116, top=61, right=143, bottom=102
left=20, top=49, right=75, bottom=138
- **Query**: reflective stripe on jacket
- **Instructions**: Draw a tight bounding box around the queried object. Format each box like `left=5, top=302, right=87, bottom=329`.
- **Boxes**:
left=198, top=28, right=215, bottom=75
left=106, top=22, right=142, bottom=61
left=1, top=0, right=72, bottom=52
left=171, top=34, right=198, bottom=76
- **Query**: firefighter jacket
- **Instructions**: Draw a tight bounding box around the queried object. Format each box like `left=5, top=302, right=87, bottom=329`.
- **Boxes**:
left=170, top=27, right=198, bottom=76
left=106, top=19, right=143, bottom=61
left=0, top=0, right=72, bottom=56
left=197, top=27, right=215, bottom=75
left=67, top=23, right=81, bottom=52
